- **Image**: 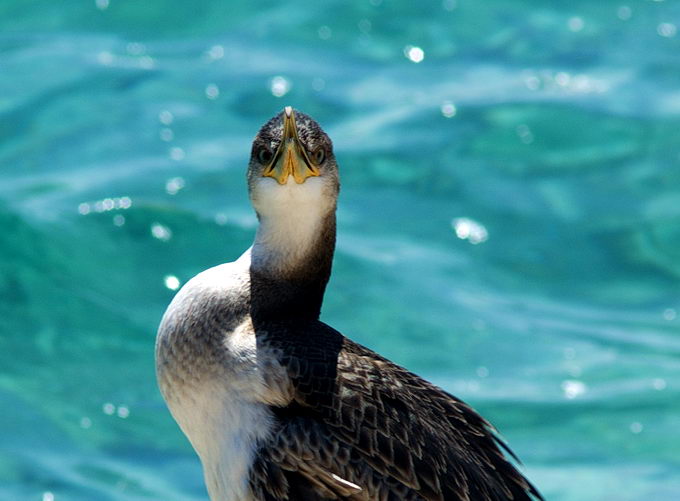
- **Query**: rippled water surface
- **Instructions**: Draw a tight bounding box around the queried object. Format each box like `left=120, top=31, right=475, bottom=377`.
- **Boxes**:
left=2, top=1, right=680, bottom=500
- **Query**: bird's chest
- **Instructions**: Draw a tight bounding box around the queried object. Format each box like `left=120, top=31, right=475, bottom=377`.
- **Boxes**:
left=170, top=382, right=269, bottom=501
left=159, top=319, right=291, bottom=501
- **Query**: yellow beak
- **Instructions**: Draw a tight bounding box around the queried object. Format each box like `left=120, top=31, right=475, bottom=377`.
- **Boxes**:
left=262, top=106, right=320, bottom=185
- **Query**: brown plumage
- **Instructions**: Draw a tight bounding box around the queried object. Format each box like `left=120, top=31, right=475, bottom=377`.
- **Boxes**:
left=156, top=107, right=543, bottom=501
left=247, top=320, right=542, bottom=501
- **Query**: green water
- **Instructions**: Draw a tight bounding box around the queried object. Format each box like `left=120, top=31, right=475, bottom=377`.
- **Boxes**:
left=2, top=1, right=680, bottom=499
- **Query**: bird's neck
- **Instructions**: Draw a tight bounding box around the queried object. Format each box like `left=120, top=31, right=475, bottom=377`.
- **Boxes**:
left=249, top=208, right=336, bottom=322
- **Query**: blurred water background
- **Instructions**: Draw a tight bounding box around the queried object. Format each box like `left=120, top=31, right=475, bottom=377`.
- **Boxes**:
left=2, top=0, right=680, bottom=499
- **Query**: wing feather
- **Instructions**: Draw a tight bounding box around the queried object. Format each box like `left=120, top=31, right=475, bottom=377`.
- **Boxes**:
left=249, top=321, right=543, bottom=501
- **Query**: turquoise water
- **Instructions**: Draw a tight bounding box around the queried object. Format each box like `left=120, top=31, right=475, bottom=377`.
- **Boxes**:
left=2, top=0, right=680, bottom=499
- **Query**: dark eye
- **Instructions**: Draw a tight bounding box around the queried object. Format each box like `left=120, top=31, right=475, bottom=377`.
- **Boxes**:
left=258, top=148, right=272, bottom=164
left=311, top=147, right=326, bottom=165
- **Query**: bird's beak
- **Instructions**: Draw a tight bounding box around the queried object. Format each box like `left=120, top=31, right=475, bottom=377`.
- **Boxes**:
left=263, top=106, right=320, bottom=185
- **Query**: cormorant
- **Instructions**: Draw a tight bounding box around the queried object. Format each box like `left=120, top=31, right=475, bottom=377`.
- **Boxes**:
left=156, top=107, right=543, bottom=501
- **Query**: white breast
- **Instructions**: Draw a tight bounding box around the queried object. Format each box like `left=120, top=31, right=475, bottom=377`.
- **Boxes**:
left=156, top=261, right=290, bottom=501
left=172, top=376, right=271, bottom=501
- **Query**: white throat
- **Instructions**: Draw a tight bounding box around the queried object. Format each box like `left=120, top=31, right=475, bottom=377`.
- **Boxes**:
left=250, top=176, right=334, bottom=274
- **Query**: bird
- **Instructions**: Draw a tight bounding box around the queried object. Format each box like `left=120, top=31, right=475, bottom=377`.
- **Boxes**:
left=155, top=107, right=543, bottom=501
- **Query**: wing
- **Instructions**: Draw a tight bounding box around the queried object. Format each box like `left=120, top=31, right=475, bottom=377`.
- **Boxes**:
left=250, top=321, right=543, bottom=501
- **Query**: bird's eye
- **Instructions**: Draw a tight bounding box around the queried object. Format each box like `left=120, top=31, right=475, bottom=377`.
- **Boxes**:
left=258, top=148, right=273, bottom=165
left=311, top=147, right=326, bottom=165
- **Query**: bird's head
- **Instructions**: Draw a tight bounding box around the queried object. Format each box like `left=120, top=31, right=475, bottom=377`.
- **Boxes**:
left=247, top=107, right=339, bottom=221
